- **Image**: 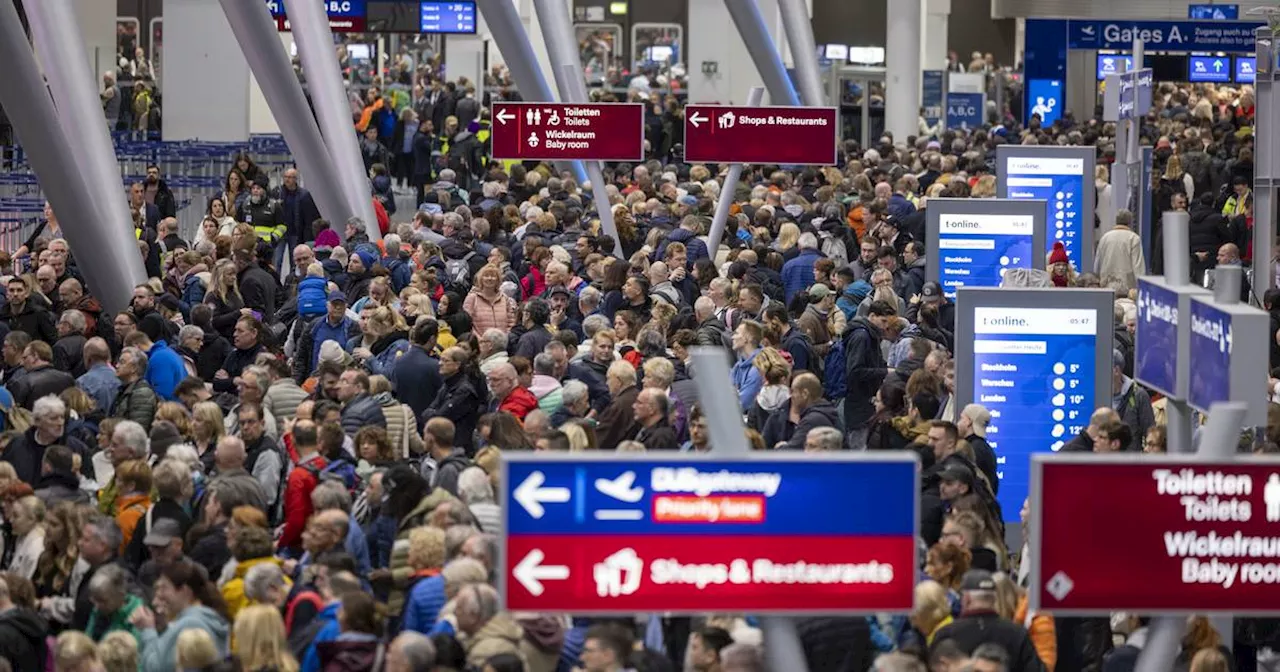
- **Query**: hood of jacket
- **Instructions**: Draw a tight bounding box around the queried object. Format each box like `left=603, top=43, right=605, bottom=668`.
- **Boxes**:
left=529, top=374, right=562, bottom=398
left=400, top=488, right=463, bottom=532
left=891, top=416, right=931, bottom=442
left=172, top=604, right=228, bottom=643
left=800, top=399, right=841, bottom=427
left=469, top=612, right=524, bottom=650
left=0, top=606, right=46, bottom=640
left=516, top=614, right=565, bottom=652
left=846, top=315, right=883, bottom=340
left=234, top=555, right=284, bottom=580
left=35, top=470, right=81, bottom=493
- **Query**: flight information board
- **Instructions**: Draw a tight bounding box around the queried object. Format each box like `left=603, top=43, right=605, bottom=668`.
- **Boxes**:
left=267, top=0, right=477, bottom=33
left=956, top=289, right=1114, bottom=520
left=997, top=146, right=1096, bottom=274
left=927, top=198, right=1045, bottom=299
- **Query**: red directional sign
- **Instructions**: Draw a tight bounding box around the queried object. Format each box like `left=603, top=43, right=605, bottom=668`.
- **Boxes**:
left=1032, top=455, right=1280, bottom=614
left=490, top=102, right=645, bottom=162
left=683, top=105, right=839, bottom=165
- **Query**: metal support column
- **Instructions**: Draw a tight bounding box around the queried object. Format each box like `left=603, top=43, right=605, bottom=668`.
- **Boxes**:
left=777, top=0, right=824, bottom=106
left=552, top=65, right=621, bottom=258
left=0, top=0, right=145, bottom=313
left=219, top=0, right=353, bottom=236
left=690, top=347, right=810, bottom=672
left=708, top=86, right=766, bottom=254
left=1253, top=29, right=1276, bottom=301
left=1162, top=211, right=1195, bottom=454
left=473, top=0, right=587, bottom=185
left=723, top=0, right=801, bottom=106
left=286, top=0, right=381, bottom=242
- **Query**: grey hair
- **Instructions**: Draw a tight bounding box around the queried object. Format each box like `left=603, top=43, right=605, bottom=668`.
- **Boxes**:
left=311, top=479, right=353, bottom=513
left=441, top=557, right=488, bottom=591
left=32, top=394, right=66, bottom=421
left=178, top=325, right=204, bottom=344
left=798, top=232, right=819, bottom=250
left=88, top=564, right=131, bottom=602
left=153, top=458, right=194, bottom=500
left=442, top=212, right=464, bottom=229
left=59, top=309, right=86, bottom=333
left=120, top=346, right=148, bottom=377
left=113, top=420, right=150, bottom=458
left=84, top=515, right=123, bottom=553
left=390, top=632, right=436, bottom=669
left=481, top=328, right=507, bottom=352
left=345, top=216, right=365, bottom=230
left=243, top=562, right=287, bottom=603
left=636, top=329, right=667, bottom=358
left=456, top=466, right=494, bottom=504
left=808, top=427, right=844, bottom=452
left=582, top=313, right=611, bottom=339
left=532, top=353, right=557, bottom=376
left=384, top=233, right=401, bottom=250
left=439, top=168, right=457, bottom=182
left=720, top=643, right=766, bottom=672
left=872, top=652, right=927, bottom=672
left=578, top=285, right=602, bottom=309
left=242, top=366, right=270, bottom=396
left=561, top=380, right=589, bottom=408
left=460, top=582, right=501, bottom=623
left=163, top=443, right=203, bottom=474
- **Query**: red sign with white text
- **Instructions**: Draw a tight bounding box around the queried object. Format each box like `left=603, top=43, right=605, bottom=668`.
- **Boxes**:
left=1033, top=456, right=1280, bottom=614
left=683, top=105, right=838, bottom=165
left=505, top=534, right=915, bottom=613
left=490, top=102, right=645, bottom=162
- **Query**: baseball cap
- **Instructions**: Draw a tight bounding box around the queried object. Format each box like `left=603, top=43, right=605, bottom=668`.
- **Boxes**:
left=808, top=284, right=831, bottom=301
left=327, top=290, right=348, bottom=304
left=144, top=518, right=184, bottom=547
left=548, top=286, right=572, bottom=299
left=960, top=569, right=996, bottom=592
left=921, top=281, right=943, bottom=302
left=939, top=462, right=975, bottom=487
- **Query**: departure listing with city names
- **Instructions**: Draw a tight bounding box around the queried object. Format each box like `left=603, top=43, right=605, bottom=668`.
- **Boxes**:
left=937, top=214, right=1034, bottom=298
left=1003, top=156, right=1086, bottom=266
left=1188, top=298, right=1232, bottom=413
left=1037, top=460, right=1280, bottom=612
left=489, top=103, right=645, bottom=162
left=682, top=106, right=839, bottom=165
left=502, top=457, right=917, bottom=613
left=972, top=308, right=1098, bottom=519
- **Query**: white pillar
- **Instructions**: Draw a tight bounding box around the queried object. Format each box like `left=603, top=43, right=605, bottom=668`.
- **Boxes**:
left=72, top=0, right=115, bottom=83
left=518, top=0, right=558, bottom=100
left=922, top=0, right=950, bottom=72
left=249, top=33, right=293, bottom=135
left=886, top=0, right=922, bottom=142
left=445, top=28, right=486, bottom=91
left=163, top=0, right=250, bottom=141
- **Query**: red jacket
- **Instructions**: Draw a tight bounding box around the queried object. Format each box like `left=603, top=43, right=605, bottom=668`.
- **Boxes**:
left=279, top=453, right=327, bottom=550
left=499, top=387, right=539, bottom=422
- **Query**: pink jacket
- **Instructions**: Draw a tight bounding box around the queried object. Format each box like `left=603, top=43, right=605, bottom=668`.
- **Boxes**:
left=464, top=289, right=518, bottom=334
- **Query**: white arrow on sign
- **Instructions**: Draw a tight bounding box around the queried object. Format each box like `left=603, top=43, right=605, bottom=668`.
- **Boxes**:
left=513, top=549, right=569, bottom=596
left=688, top=111, right=707, bottom=128
left=495, top=109, right=515, bottom=125
left=514, top=471, right=571, bottom=519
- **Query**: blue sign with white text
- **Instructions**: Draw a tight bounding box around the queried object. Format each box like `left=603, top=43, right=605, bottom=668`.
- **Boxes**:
left=1068, top=20, right=1262, bottom=52
left=420, top=2, right=476, bottom=32
left=1003, top=155, right=1086, bottom=263
left=971, top=307, right=1099, bottom=519
left=1236, top=57, right=1257, bottom=83
left=1189, top=56, right=1232, bottom=83
left=923, top=71, right=945, bottom=129
left=1188, top=298, right=1232, bottom=413
left=267, top=0, right=366, bottom=17
left=1097, top=54, right=1134, bottom=80
left=1135, top=280, right=1179, bottom=396
left=1027, top=80, right=1062, bottom=126
left=504, top=459, right=917, bottom=536
left=946, top=92, right=984, bottom=129
left=937, top=213, right=1035, bottom=298
left=1189, top=4, right=1239, bottom=20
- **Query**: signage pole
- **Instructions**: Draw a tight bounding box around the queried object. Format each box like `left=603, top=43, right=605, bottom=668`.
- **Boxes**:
left=474, top=0, right=587, bottom=186
left=689, top=348, right=810, bottom=672
left=722, top=0, right=802, bottom=106
left=1162, top=211, right=1195, bottom=454
left=1135, top=400, right=1248, bottom=672
left=1215, top=265, right=1243, bottom=307
left=287, top=0, right=381, bottom=242
left=555, top=64, right=622, bottom=258
left=0, top=0, right=145, bottom=314
left=218, top=0, right=354, bottom=236
left=706, top=87, right=766, bottom=255
left=1254, top=28, right=1274, bottom=302
left=777, top=0, right=824, bottom=106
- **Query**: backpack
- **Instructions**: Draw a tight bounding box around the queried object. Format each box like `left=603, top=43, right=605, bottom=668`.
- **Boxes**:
left=444, top=252, right=476, bottom=292
left=286, top=595, right=327, bottom=661
left=822, top=336, right=848, bottom=400
left=821, top=233, right=849, bottom=268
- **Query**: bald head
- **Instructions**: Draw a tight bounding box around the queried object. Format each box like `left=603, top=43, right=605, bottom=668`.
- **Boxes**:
left=83, top=337, right=110, bottom=366
left=694, top=296, right=715, bottom=321
left=59, top=278, right=83, bottom=305
left=738, top=250, right=758, bottom=266
left=648, top=261, right=669, bottom=284
left=215, top=435, right=246, bottom=469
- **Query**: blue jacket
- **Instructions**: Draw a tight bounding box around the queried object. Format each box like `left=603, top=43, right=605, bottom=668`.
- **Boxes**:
left=77, top=363, right=120, bottom=414
left=301, top=601, right=341, bottom=672
left=390, top=346, right=443, bottom=423
left=145, top=340, right=187, bottom=401
left=297, top=276, right=329, bottom=318
left=653, top=227, right=709, bottom=266
left=367, top=338, right=410, bottom=378
left=367, top=514, right=397, bottom=568
left=383, top=256, right=412, bottom=293
left=345, top=515, right=373, bottom=576
left=181, top=275, right=206, bottom=317
left=401, top=574, right=447, bottom=635
left=139, top=605, right=228, bottom=672
left=731, top=348, right=763, bottom=412
left=781, top=249, right=823, bottom=304
left=887, top=193, right=916, bottom=219
left=309, top=316, right=358, bottom=368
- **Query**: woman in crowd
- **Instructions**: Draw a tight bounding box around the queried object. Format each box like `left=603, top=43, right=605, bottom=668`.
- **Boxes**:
left=464, top=264, right=518, bottom=335
left=368, top=376, right=423, bottom=460
left=222, top=526, right=284, bottom=620
left=190, top=402, right=226, bottom=474
left=356, top=307, right=411, bottom=378
left=4, top=495, right=45, bottom=580
left=204, top=260, right=246, bottom=341
left=112, top=460, right=151, bottom=553
left=34, top=502, right=83, bottom=601
left=233, top=604, right=299, bottom=672
left=133, top=559, right=230, bottom=672
left=218, top=169, right=249, bottom=216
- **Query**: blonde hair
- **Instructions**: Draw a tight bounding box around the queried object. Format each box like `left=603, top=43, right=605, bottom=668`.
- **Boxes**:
left=176, top=629, right=220, bottom=669
left=366, top=304, right=408, bottom=338
left=776, top=222, right=800, bottom=250
left=560, top=422, right=589, bottom=451
left=56, top=631, right=100, bottom=672
left=405, top=293, right=436, bottom=319
left=306, top=262, right=324, bottom=278
left=408, top=526, right=446, bottom=571
left=991, top=572, right=1019, bottom=620
left=192, top=401, right=226, bottom=443
left=155, top=401, right=193, bottom=438
left=234, top=605, right=300, bottom=672
left=97, top=631, right=139, bottom=672
left=912, top=580, right=951, bottom=633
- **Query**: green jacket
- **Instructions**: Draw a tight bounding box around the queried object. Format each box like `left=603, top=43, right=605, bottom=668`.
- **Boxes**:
left=85, top=593, right=144, bottom=643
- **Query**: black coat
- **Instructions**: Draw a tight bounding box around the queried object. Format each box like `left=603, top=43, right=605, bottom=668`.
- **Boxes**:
left=389, top=346, right=443, bottom=429
left=238, top=263, right=279, bottom=322
left=2, top=427, right=90, bottom=486
left=53, top=334, right=87, bottom=378
left=214, top=344, right=264, bottom=394
left=0, top=301, right=55, bottom=345
left=8, top=364, right=74, bottom=409
left=423, top=373, right=483, bottom=452
left=0, top=606, right=46, bottom=672
left=932, top=611, right=1047, bottom=672
left=967, top=434, right=999, bottom=495
left=784, top=400, right=842, bottom=451
left=842, top=318, right=888, bottom=429
left=795, top=616, right=874, bottom=672
left=635, top=421, right=680, bottom=451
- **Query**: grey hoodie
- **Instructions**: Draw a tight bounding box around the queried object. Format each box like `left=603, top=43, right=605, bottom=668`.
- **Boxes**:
left=138, top=604, right=229, bottom=672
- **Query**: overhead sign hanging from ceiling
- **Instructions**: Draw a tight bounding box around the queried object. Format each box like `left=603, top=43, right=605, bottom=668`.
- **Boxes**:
left=1067, top=19, right=1263, bottom=52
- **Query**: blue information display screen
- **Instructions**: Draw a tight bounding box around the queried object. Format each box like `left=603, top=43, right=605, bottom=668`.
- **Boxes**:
left=1188, top=299, right=1232, bottom=412
left=420, top=2, right=476, bottom=33
left=1027, top=79, right=1062, bottom=126
left=1002, top=155, right=1087, bottom=267
left=1097, top=54, right=1133, bottom=80
left=1135, top=280, right=1178, bottom=396
left=937, top=213, right=1035, bottom=298
left=972, top=307, right=1098, bottom=519
left=946, top=93, right=984, bottom=130
left=1189, top=3, right=1238, bottom=19
left=1236, top=57, right=1257, bottom=83
left=1189, top=56, right=1232, bottom=83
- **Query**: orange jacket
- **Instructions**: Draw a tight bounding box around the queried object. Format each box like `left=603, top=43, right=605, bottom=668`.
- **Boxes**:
left=115, top=493, right=151, bottom=554
left=356, top=99, right=385, bottom=132
left=1015, top=594, right=1057, bottom=671
left=499, top=387, right=539, bottom=422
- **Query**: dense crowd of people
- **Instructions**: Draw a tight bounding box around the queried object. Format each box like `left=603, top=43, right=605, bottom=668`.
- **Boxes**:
left=0, top=57, right=1272, bottom=672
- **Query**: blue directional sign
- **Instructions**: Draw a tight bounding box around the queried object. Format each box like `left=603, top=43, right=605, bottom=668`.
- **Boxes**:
left=1068, top=20, right=1263, bottom=52
left=946, top=92, right=985, bottom=130
left=1027, top=79, right=1062, bottom=126
left=1236, top=56, right=1257, bottom=83
left=1097, top=54, right=1134, bottom=80
left=1189, top=56, right=1232, bottom=83
left=922, top=71, right=945, bottom=129
left=1189, top=4, right=1239, bottom=20
left=1188, top=298, right=1232, bottom=413
left=501, top=454, right=919, bottom=614
left=1135, top=280, right=1179, bottom=398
